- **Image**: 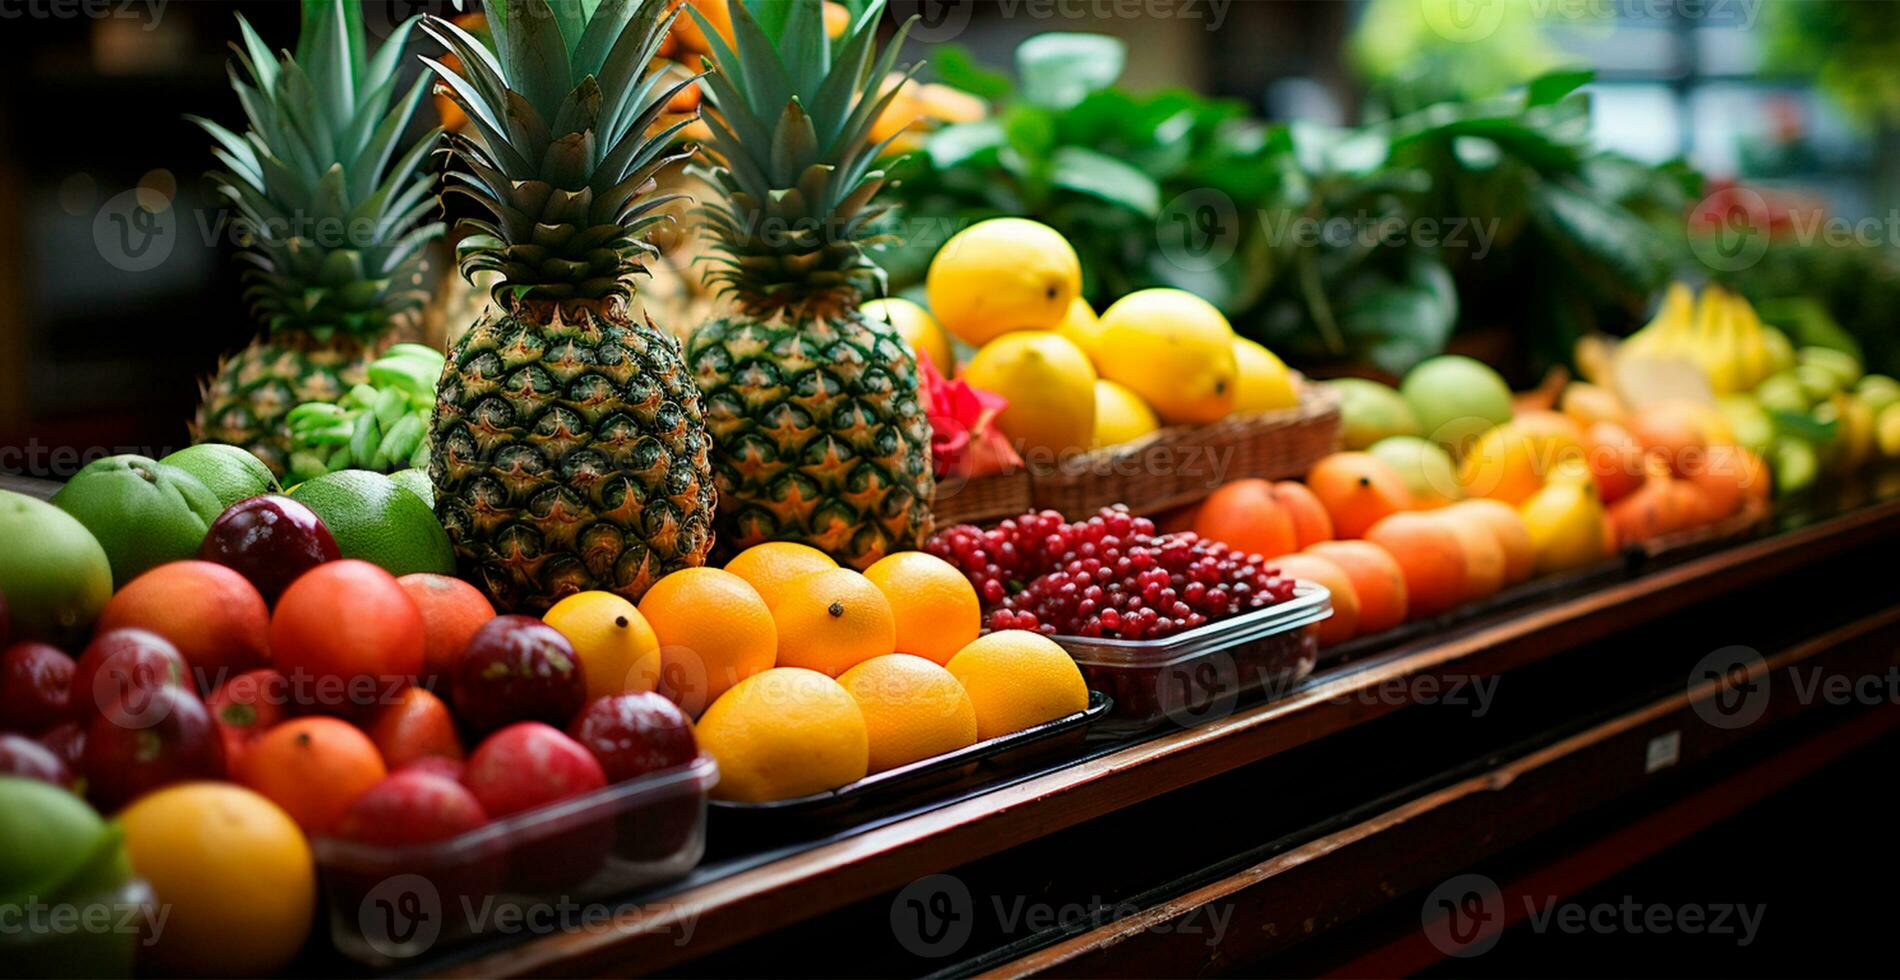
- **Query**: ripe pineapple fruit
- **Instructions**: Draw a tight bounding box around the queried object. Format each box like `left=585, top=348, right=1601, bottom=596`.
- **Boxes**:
left=190, top=0, right=444, bottom=476
left=421, top=0, right=718, bottom=611
left=685, top=0, right=935, bottom=567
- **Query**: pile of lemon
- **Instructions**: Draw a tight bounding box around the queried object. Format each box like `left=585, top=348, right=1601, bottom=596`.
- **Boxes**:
left=869, top=217, right=1300, bottom=460
left=567, top=543, right=1089, bottom=803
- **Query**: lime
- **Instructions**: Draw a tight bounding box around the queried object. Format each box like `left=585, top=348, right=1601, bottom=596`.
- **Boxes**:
left=0, top=776, right=116, bottom=907
left=1327, top=378, right=1421, bottom=450
left=160, top=444, right=280, bottom=510
left=0, top=490, right=113, bottom=647
left=288, top=469, right=454, bottom=576
left=51, top=456, right=221, bottom=587
left=1400, top=355, right=1514, bottom=453
left=387, top=467, right=434, bottom=509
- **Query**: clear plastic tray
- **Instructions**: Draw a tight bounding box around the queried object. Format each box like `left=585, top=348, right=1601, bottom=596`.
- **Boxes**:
left=312, top=753, right=718, bottom=966
left=1051, top=583, right=1329, bottom=734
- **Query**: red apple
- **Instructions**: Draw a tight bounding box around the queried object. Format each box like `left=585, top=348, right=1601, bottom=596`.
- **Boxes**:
left=568, top=692, right=697, bottom=783
left=35, top=722, right=84, bottom=771
left=452, top=617, right=587, bottom=735
left=462, top=722, right=605, bottom=817
left=334, top=771, right=489, bottom=846
left=70, top=629, right=188, bottom=722
left=205, top=669, right=290, bottom=768
left=198, top=495, right=340, bottom=603
left=0, top=733, right=75, bottom=788
left=82, top=684, right=224, bottom=810
left=2, top=642, right=75, bottom=734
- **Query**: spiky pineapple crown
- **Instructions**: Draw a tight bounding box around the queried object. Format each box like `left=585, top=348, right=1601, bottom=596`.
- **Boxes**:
left=191, top=0, right=444, bottom=345
left=421, top=0, right=699, bottom=305
left=692, top=0, right=917, bottom=314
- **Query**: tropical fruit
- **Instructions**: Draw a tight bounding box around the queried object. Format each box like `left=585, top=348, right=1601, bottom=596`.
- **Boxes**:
left=863, top=552, right=982, bottom=666
left=1055, top=298, right=1106, bottom=366
left=1306, top=452, right=1413, bottom=539
left=1270, top=553, right=1359, bottom=646
left=0, top=490, right=113, bottom=647
left=1519, top=476, right=1607, bottom=575
left=696, top=668, right=869, bottom=802
left=1328, top=378, right=1421, bottom=450
left=544, top=591, right=664, bottom=701
left=1194, top=480, right=1298, bottom=559
left=1305, top=540, right=1408, bottom=634
left=287, top=469, right=453, bottom=577
left=638, top=567, right=778, bottom=717
left=387, top=467, right=434, bottom=509
left=97, top=561, right=271, bottom=679
left=282, top=345, right=443, bottom=482
left=862, top=297, right=955, bottom=377
left=927, top=218, right=1082, bottom=346
left=118, top=782, right=314, bottom=976
left=1441, top=499, right=1534, bottom=585
left=238, top=717, right=387, bottom=836
left=723, top=542, right=839, bottom=611
left=52, top=455, right=223, bottom=586
left=838, top=654, right=978, bottom=774
left=159, top=444, right=280, bottom=510
left=1094, top=289, right=1239, bottom=424
left=944, top=631, right=1089, bottom=740
left=683, top=6, right=936, bottom=569
left=1271, top=481, right=1334, bottom=548
left=0, top=777, right=137, bottom=977
left=964, top=331, right=1098, bottom=459
left=1093, top=379, right=1161, bottom=448
left=1368, top=436, right=1460, bottom=508
left=1233, top=338, right=1299, bottom=413
left=1364, top=513, right=1467, bottom=619
left=423, top=1, right=719, bottom=609
left=767, top=568, right=896, bottom=677
left=1400, top=355, right=1514, bottom=453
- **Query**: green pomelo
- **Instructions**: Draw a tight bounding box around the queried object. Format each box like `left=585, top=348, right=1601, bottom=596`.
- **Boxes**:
left=1400, top=355, right=1515, bottom=454
left=288, top=469, right=454, bottom=576
left=0, top=491, right=114, bottom=647
left=50, top=456, right=223, bottom=587
left=159, top=444, right=280, bottom=510
left=387, top=468, right=434, bottom=510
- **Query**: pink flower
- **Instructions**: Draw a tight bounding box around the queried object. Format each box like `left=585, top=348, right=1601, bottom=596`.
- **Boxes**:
left=922, top=358, right=1020, bottom=479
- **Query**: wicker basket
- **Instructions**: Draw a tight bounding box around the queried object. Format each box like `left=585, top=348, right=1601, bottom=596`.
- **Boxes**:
left=929, top=379, right=1341, bottom=526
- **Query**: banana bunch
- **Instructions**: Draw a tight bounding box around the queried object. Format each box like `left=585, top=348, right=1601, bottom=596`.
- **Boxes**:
left=1620, top=283, right=1794, bottom=395
left=286, top=344, right=444, bottom=482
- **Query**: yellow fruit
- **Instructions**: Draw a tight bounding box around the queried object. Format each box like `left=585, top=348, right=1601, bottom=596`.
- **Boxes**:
left=863, top=551, right=981, bottom=665
left=1518, top=478, right=1606, bottom=576
left=1560, top=381, right=1626, bottom=428
left=1095, top=289, right=1238, bottom=425
left=723, top=541, right=839, bottom=610
left=544, top=591, right=663, bottom=700
left=862, top=296, right=955, bottom=376
left=697, top=667, right=868, bottom=802
left=926, top=218, right=1081, bottom=346
left=1879, top=403, right=1900, bottom=459
left=838, top=654, right=978, bottom=773
left=1092, top=379, right=1161, bottom=448
left=1232, top=337, right=1299, bottom=413
left=1457, top=424, right=1543, bottom=505
left=769, top=567, right=896, bottom=676
left=118, top=783, right=315, bottom=977
left=944, top=631, right=1089, bottom=740
left=964, top=331, right=1097, bottom=460
left=1055, top=297, right=1106, bottom=366
left=638, top=567, right=778, bottom=717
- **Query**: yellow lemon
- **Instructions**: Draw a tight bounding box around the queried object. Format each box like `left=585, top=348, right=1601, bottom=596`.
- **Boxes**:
left=862, top=296, right=955, bottom=377
left=1232, top=337, right=1298, bottom=412
left=1095, top=289, right=1238, bottom=425
left=1092, top=379, right=1160, bottom=448
left=927, top=218, right=1081, bottom=346
left=544, top=591, right=663, bottom=701
left=1055, top=297, right=1106, bottom=367
left=944, top=631, right=1089, bottom=740
left=839, top=654, right=979, bottom=773
left=963, top=331, right=1097, bottom=461
left=863, top=551, right=981, bottom=665
left=769, top=567, right=896, bottom=676
left=697, top=667, right=869, bottom=802
left=1518, top=478, right=1606, bottom=576
left=723, top=540, right=839, bottom=610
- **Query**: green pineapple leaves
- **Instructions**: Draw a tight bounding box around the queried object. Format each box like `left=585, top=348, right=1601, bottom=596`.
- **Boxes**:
left=191, top=0, right=444, bottom=343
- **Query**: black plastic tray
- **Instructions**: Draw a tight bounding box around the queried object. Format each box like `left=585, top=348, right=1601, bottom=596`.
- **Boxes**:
left=709, top=690, right=1112, bottom=836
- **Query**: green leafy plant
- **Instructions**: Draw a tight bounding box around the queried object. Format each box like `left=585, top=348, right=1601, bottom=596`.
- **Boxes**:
left=285, top=344, right=443, bottom=480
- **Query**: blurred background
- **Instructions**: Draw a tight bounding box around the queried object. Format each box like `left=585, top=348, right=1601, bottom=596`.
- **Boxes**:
left=4, top=0, right=1898, bottom=478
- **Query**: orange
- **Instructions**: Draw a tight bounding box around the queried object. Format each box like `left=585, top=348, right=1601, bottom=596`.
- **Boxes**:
left=696, top=667, right=868, bottom=802
left=366, top=686, right=463, bottom=770
left=97, top=560, right=270, bottom=681
left=1441, top=499, right=1534, bottom=585
left=1435, top=510, right=1506, bottom=601
left=1305, top=540, right=1408, bottom=634
left=768, top=568, right=896, bottom=676
left=1193, top=479, right=1298, bottom=559
left=1364, top=512, right=1468, bottom=619
left=396, top=573, right=496, bottom=680
left=863, top=552, right=981, bottom=666
left=1628, top=400, right=1713, bottom=478
left=723, top=541, right=839, bottom=610
left=944, top=631, right=1089, bottom=740
left=544, top=590, right=663, bottom=700
left=1307, top=452, right=1412, bottom=538
left=839, top=654, right=979, bottom=773
left=1270, top=481, right=1334, bottom=547
left=1582, top=420, right=1647, bottom=505
left=1688, top=444, right=1760, bottom=520
left=639, top=567, right=778, bottom=717
left=119, top=782, right=315, bottom=976
left=1513, top=410, right=1588, bottom=469
left=1270, top=553, right=1359, bottom=647
left=239, top=716, right=387, bottom=836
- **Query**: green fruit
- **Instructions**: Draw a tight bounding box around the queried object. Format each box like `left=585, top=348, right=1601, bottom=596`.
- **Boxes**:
left=387, top=468, right=434, bottom=510
left=1755, top=372, right=1810, bottom=414
left=1399, top=355, right=1515, bottom=454
left=0, top=777, right=118, bottom=907
left=51, top=456, right=223, bottom=587
left=1761, top=326, right=1796, bottom=375
left=1716, top=395, right=1774, bottom=456
left=1771, top=438, right=1819, bottom=497
left=0, top=491, right=114, bottom=647
left=1328, top=378, right=1422, bottom=450
left=1819, top=394, right=1876, bottom=474
left=1877, top=403, right=1900, bottom=459
left=1368, top=435, right=1461, bottom=506
left=1794, top=364, right=1843, bottom=404
left=287, top=469, right=454, bottom=576
left=158, top=443, right=281, bottom=510
left=1798, top=346, right=1862, bottom=388
left=1856, top=374, right=1900, bottom=415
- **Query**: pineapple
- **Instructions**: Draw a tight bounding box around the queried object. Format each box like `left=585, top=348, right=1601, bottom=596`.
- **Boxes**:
left=191, top=0, right=444, bottom=476
left=421, top=0, right=717, bottom=611
left=685, top=0, right=935, bottom=567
